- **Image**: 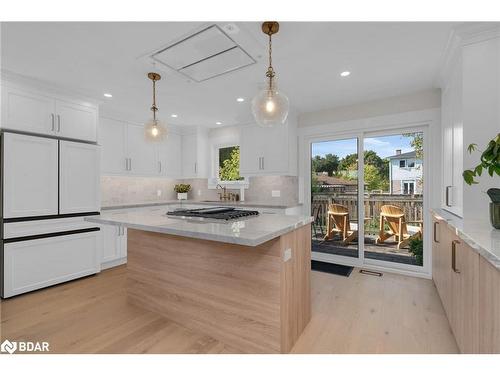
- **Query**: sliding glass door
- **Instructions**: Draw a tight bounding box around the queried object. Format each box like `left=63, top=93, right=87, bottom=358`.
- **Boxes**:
left=310, top=128, right=426, bottom=273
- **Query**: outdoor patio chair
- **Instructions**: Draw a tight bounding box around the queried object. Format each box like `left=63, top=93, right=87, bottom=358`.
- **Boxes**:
left=376, top=204, right=423, bottom=249
left=311, top=204, right=325, bottom=239
left=324, top=203, right=357, bottom=245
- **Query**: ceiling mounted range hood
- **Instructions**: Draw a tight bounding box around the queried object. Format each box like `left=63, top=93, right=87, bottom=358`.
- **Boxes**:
left=151, top=24, right=256, bottom=82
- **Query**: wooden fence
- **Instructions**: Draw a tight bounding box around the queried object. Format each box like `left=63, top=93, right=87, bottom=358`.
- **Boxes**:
left=312, top=192, right=424, bottom=227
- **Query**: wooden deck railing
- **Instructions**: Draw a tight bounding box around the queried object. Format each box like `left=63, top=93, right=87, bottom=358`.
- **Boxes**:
left=312, top=192, right=423, bottom=228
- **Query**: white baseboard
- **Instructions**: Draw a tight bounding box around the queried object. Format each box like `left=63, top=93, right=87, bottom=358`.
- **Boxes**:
left=101, top=257, right=127, bottom=270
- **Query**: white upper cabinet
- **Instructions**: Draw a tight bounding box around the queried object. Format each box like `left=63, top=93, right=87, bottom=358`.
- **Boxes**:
left=127, top=124, right=159, bottom=176
left=1, top=86, right=55, bottom=135
left=181, top=128, right=209, bottom=178
left=55, top=100, right=98, bottom=142
left=441, top=55, right=463, bottom=217
left=100, top=117, right=128, bottom=174
left=3, top=133, right=59, bottom=218
left=0, top=82, right=98, bottom=142
left=240, top=117, right=297, bottom=176
left=59, top=140, right=101, bottom=214
left=159, top=132, right=182, bottom=178
left=99, top=117, right=183, bottom=178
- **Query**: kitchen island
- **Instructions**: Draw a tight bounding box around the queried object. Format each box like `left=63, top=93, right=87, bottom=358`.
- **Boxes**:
left=87, top=208, right=313, bottom=353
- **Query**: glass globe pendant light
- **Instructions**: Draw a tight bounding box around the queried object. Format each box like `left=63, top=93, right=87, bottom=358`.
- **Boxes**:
left=251, top=21, right=289, bottom=127
left=144, top=72, right=167, bottom=142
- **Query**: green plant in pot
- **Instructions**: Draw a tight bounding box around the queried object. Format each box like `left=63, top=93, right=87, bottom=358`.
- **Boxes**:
left=463, top=133, right=500, bottom=229
left=174, top=184, right=191, bottom=201
left=408, top=238, right=423, bottom=266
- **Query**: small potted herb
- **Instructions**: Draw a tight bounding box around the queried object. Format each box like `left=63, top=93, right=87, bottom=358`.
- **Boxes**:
left=463, top=133, right=500, bottom=228
left=174, top=184, right=191, bottom=201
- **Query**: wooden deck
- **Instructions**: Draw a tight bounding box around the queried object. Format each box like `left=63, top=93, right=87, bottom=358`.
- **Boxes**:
left=312, top=235, right=419, bottom=266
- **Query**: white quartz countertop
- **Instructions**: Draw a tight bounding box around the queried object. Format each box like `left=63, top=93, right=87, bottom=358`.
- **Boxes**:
left=101, top=200, right=302, bottom=211
left=431, top=208, right=500, bottom=269
left=86, top=207, right=313, bottom=247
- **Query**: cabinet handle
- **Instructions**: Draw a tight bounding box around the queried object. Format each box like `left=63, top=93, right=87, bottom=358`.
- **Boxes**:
left=158, top=161, right=162, bottom=173
left=194, top=162, right=197, bottom=174
left=129, top=158, right=132, bottom=171
left=452, top=239, right=460, bottom=273
left=259, top=157, right=262, bottom=170
left=57, top=115, right=61, bottom=132
left=51, top=113, right=55, bottom=131
left=262, top=156, right=264, bottom=170
left=445, top=186, right=452, bottom=207
left=433, top=221, right=439, bottom=243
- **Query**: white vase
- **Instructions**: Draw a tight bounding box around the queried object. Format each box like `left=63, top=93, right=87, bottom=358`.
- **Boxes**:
left=177, top=192, right=188, bottom=200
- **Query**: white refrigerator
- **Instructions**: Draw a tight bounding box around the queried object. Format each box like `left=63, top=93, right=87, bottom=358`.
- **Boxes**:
left=1, top=132, right=101, bottom=298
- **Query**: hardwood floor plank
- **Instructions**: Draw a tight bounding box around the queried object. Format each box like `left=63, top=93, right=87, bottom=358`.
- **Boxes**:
left=0, top=265, right=458, bottom=354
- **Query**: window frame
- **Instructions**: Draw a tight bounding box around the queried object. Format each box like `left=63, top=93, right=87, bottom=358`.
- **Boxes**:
left=208, top=143, right=248, bottom=189
left=399, top=159, right=407, bottom=168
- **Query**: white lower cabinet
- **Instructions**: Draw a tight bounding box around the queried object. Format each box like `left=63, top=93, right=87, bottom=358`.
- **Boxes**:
left=2, top=230, right=101, bottom=298
left=101, top=224, right=127, bottom=269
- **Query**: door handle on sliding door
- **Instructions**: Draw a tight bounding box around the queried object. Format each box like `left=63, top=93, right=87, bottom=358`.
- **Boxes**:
left=445, top=186, right=452, bottom=207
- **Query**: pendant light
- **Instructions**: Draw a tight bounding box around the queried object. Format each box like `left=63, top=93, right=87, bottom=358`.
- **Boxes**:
left=251, top=21, right=289, bottom=127
left=144, top=72, right=167, bottom=142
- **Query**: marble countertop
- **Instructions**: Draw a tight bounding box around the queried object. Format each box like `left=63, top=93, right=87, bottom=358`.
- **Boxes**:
left=101, top=200, right=303, bottom=211
left=431, top=208, right=500, bottom=269
left=86, top=208, right=313, bottom=247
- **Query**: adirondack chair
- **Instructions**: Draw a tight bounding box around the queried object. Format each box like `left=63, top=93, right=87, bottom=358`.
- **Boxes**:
left=376, top=204, right=423, bottom=249
left=324, top=203, right=357, bottom=245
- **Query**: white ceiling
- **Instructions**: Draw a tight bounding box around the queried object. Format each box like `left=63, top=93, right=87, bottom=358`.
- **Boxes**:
left=1, top=22, right=457, bottom=128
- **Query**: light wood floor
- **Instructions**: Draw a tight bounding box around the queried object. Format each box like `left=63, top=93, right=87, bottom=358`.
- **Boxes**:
left=0, top=265, right=459, bottom=354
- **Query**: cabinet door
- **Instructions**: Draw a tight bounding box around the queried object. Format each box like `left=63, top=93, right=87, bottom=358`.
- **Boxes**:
left=59, top=141, right=100, bottom=214
left=479, top=256, right=500, bottom=353
left=441, top=85, right=454, bottom=209
left=239, top=125, right=264, bottom=175
left=1, top=86, right=56, bottom=135
left=2, top=231, right=100, bottom=298
left=100, top=117, right=128, bottom=174
left=479, top=257, right=500, bottom=354
left=3, top=133, right=59, bottom=218
left=181, top=133, right=197, bottom=178
left=159, top=132, right=182, bottom=178
left=450, top=237, right=479, bottom=353
left=127, top=124, right=158, bottom=176
left=101, top=224, right=121, bottom=263
left=56, top=100, right=97, bottom=142
left=433, top=219, right=453, bottom=317
left=261, top=124, right=288, bottom=173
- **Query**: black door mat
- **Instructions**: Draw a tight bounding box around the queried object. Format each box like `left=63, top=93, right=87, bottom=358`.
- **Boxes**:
left=311, top=260, right=353, bottom=277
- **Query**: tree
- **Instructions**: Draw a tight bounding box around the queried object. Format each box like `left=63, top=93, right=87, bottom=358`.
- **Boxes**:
left=311, top=153, right=339, bottom=176
left=364, top=164, right=389, bottom=191
left=339, top=153, right=358, bottom=171
left=219, top=147, right=242, bottom=181
left=403, top=132, right=424, bottom=159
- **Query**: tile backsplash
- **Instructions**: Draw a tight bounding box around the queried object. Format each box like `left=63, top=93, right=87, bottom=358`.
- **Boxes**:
left=101, top=175, right=299, bottom=207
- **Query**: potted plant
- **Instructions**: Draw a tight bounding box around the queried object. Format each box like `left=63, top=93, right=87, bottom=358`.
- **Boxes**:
left=463, top=133, right=500, bottom=228
left=174, top=184, right=191, bottom=201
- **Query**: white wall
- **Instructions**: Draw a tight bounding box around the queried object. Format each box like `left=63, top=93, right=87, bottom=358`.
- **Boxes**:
left=462, top=36, right=500, bottom=225
left=299, top=89, right=441, bottom=128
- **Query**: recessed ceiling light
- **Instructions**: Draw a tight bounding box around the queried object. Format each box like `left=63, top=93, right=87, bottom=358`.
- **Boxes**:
left=216, top=121, right=222, bottom=125
left=171, top=114, right=178, bottom=118
left=103, top=93, right=113, bottom=98
left=236, top=97, right=245, bottom=102
left=340, top=71, right=351, bottom=77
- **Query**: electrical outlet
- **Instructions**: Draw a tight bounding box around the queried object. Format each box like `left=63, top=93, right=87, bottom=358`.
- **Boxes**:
left=283, top=248, right=292, bottom=262
left=157, top=190, right=162, bottom=197
left=271, top=190, right=281, bottom=197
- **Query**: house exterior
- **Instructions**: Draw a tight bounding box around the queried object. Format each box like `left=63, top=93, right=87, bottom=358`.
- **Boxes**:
left=388, top=150, right=423, bottom=195
left=313, top=172, right=359, bottom=193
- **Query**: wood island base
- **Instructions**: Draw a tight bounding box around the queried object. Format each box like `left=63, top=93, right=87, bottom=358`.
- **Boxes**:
left=126, top=224, right=311, bottom=353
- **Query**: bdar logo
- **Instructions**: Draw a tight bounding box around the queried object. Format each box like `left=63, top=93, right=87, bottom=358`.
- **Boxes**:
left=1, top=340, right=17, bottom=354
